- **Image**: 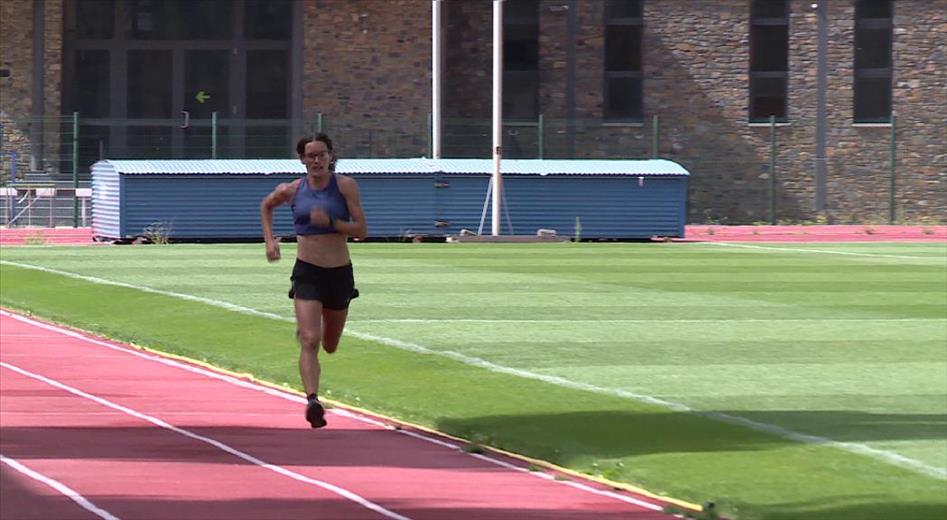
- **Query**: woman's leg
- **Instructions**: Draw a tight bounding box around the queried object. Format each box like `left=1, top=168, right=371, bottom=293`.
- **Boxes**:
left=294, top=298, right=324, bottom=396
left=321, top=307, right=349, bottom=354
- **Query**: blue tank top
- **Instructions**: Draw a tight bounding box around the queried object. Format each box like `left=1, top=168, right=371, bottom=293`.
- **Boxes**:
left=291, top=174, right=351, bottom=235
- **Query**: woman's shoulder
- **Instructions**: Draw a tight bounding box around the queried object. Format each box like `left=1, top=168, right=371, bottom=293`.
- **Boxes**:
left=334, top=174, right=359, bottom=190
left=274, top=178, right=303, bottom=197
left=282, top=178, right=304, bottom=191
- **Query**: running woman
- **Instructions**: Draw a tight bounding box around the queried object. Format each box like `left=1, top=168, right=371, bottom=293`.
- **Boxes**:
left=260, top=133, right=367, bottom=428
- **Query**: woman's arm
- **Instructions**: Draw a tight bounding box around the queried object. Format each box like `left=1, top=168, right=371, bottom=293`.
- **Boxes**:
left=334, top=176, right=368, bottom=240
left=260, top=180, right=297, bottom=261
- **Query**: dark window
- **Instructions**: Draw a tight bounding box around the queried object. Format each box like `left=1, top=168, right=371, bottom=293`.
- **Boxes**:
left=855, top=29, right=892, bottom=69
left=854, top=77, right=892, bottom=122
left=750, top=26, right=788, bottom=71
left=245, top=0, right=292, bottom=40
left=64, top=0, right=293, bottom=160
left=505, top=24, right=538, bottom=70
left=245, top=47, right=292, bottom=160
left=605, top=77, right=642, bottom=119
left=858, top=0, right=893, bottom=19
left=750, top=76, right=787, bottom=120
left=604, top=1, right=643, bottom=120
left=76, top=0, right=114, bottom=39
left=505, top=0, right=540, bottom=23
left=751, top=0, right=788, bottom=19
left=127, top=50, right=172, bottom=118
left=749, top=0, right=788, bottom=121
left=606, top=25, right=642, bottom=71
left=504, top=71, right=539, bottom=119
left=77, top=125, right=109, bottom=168
left=185, top=51, right=230, bottom=118
left=75, top=51, right=110, bottom=117
left=504, top=0, right=539, bottom=119
left=606, top=0, right=642, bottom=19
left=854, top=0, right=893, bottom=122
left=128, top=0, right=232, bottom=40
left=247, top=51, right=288, bottom=118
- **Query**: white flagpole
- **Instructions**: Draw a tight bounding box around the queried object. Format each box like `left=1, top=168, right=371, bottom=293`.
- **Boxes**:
left=432, top=0, right=444, bottom=159
left=492, top=0, right=504, bottom=236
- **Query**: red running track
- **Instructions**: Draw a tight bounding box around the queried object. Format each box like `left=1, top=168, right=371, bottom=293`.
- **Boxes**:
left=1, top=225, right=945, bottom=246
left=0, top=311, right=678, bottom=520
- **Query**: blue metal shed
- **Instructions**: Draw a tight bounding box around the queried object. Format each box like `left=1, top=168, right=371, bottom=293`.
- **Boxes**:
left=91, top=158, right=688, bottom=240
left=91, top=159, right=301, bottom=240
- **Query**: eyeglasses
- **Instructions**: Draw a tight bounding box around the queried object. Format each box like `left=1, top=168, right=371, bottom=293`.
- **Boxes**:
left=303, top=151, right=330, bottom=160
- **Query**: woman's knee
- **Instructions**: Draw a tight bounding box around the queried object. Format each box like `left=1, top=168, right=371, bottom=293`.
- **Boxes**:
left=297, top=328, right=321, bottom=350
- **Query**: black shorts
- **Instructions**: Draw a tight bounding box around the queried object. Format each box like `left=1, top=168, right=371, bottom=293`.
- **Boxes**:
left=289, top=259, right=358, bottom=310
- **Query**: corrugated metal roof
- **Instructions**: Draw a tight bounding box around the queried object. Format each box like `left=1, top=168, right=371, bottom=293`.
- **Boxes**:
left=336, top=158, right=434, bottom=174
left=98, top=159, right=304, bottom=175
left=95, top=158, right=689, bottom=176
left=428, top=159, right=689, bottom=176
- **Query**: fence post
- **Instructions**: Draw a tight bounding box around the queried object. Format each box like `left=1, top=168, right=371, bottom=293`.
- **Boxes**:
left=537, top=113, right=544, bottom=159
left=888, top=115, right=897, bottom=224
left=211, top=111, right=218, bottom=159
left=650, top=114, right=659, bottom=159
left=73, top=112, right=79, bottom=227
left=769, top=115, right=776, bottom=224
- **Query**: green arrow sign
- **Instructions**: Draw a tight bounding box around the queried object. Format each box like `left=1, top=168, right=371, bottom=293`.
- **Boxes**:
left=195, top=90, right=211, bottom=104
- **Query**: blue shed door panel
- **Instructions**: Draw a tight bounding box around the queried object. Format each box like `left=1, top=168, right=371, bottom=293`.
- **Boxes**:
left=436, top=175, right=491, bottom=233
left=469, top=176, right=686, bottom=238
left=356, top=176, right=436, bottom=236
left=122, top=175, right=297, bottom=238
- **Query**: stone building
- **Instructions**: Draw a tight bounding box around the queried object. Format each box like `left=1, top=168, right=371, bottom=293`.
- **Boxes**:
left=1, top=0, right=944, bottom=223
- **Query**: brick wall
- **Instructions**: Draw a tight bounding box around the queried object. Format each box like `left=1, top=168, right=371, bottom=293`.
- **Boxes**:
left=0, top=0, right=34, bottom=182
left=303, top=0, right=431, bottom=159
left=2, top=0, right=943, bottom=222
left=0, top=0, right=64, bottom=182
left=887, top=0, right=946, bottom=222
left=439, top=0, right=945, bottom=223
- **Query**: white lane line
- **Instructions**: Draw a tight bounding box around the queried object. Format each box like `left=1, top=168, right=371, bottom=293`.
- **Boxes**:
left=0, top=453, right=121, bottom=520
left=701, top=241, right=944, bottom=260
left=2, top=311, right=668, bottom=511
left=348, top=318, right=945, bottom=324
left=2, top=261, right=945, bottom=480
left=0, top=361, right=413, bottom=520
left=1, top=412, right=286, bottom=417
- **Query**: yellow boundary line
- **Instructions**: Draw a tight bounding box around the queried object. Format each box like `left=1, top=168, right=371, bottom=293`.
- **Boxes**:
left=4, top=308, right=703, bottom=513
left=124, top=343, right=703, bottom=512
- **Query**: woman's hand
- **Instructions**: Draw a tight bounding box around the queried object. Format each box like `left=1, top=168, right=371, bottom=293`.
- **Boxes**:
left=310, top=208, right=332, bottom=227
left=265, top=237, right=282, bottom=262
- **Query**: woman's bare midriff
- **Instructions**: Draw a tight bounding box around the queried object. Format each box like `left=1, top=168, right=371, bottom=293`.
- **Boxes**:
left=296, top=233, right=351, bottom=268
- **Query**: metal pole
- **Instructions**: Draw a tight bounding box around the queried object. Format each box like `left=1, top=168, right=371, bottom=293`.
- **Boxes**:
left=815, top=0, right=827, bottom=211
left=427, top=112, right=433, bottom=158
left=565, top=0, right=576, bottom=157
left=769, top=115, right=776, bottom=224
left=316, top=113, right=324, bottom=134
left=72, top=112, right=79, bottom=227
left=491, top=0, right=503, bottom=236
left=537, top=113, right=544, bottom=159
left=432, top=0, right=444, bottom=159
left=889, top=115, right=897, bottom=224
left=211, top=111, right=218, bottom=159
left=651, top=114, right=659, bottom=158
left=31, top=0, right=46, bottom=173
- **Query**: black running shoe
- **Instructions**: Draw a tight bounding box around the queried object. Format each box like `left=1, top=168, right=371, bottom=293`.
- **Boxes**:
left=305, top=397, right=327, bottom=428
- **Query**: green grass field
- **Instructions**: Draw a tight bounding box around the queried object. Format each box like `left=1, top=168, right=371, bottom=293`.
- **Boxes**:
left=2, top=241, right=945, bottom=520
